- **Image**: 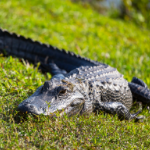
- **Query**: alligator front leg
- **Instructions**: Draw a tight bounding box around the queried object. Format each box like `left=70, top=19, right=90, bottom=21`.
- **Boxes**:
left=94, top=101, right=142, bottom=120
left=41, top=62, right=67, bottom=75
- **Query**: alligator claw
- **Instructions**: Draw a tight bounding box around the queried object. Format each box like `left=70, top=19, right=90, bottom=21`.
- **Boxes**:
left=134, top=115, right=145, bottom=122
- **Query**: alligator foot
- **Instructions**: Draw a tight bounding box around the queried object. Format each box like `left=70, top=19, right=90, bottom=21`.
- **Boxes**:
left=41, top=62, right=67, bottom=75
left=95, top=101, right=143, bottom=120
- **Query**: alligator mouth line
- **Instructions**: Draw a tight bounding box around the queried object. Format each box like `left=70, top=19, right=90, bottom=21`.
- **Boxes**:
left=59, top=101, right=85, bottom=117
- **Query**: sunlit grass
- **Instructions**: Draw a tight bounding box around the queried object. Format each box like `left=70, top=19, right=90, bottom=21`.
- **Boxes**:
left=0, top=0, right=150, bottom=149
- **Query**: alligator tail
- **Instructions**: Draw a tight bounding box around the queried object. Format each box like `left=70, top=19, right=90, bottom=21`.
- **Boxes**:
left=0, top=28, right=105, bottom=73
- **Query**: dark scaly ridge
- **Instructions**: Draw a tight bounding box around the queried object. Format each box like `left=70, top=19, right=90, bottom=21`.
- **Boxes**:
left=0, top=28, right=106, bottom=73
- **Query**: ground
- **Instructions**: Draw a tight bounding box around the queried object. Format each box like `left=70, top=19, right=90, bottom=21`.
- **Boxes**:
left=0, top=0, right=150, bottom=149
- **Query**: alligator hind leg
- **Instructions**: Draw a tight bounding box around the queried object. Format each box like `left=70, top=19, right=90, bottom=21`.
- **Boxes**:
left=95, top=101, right=143, bottom=120
left=131, top=77, right=148, bottom=88
left=129, top=82, right=150, bottom=104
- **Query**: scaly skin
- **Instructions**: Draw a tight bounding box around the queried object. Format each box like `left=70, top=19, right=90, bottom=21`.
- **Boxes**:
left=0, top=28, right=150, bottom=120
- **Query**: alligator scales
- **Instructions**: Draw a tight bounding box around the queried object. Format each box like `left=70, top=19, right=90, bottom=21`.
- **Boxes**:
left=0, top=28, right=150, bottom=120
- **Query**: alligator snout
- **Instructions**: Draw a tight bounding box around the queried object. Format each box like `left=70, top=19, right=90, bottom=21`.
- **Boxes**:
left=18, top=103, right=46, bottom=115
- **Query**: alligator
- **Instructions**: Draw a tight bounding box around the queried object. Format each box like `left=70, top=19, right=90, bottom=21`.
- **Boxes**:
left=0, top=28, right=150, bottom=120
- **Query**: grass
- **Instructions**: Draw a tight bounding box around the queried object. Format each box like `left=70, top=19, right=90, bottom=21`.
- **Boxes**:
left=0, top=0, right=150, bottom=149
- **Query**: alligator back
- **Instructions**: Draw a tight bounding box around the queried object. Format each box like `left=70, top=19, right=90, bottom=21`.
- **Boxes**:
left=65, top=65, right=133, bottom=110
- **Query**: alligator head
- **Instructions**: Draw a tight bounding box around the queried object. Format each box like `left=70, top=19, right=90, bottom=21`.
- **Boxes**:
left=18, top=74, right=87, bottom=117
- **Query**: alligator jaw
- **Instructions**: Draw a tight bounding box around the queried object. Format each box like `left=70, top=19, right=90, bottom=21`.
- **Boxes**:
left=18, top=97, right=85, bottom=116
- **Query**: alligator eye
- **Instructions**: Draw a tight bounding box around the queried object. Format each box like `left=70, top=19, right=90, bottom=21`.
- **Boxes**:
left=59, top=89, right=67, bottom=95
